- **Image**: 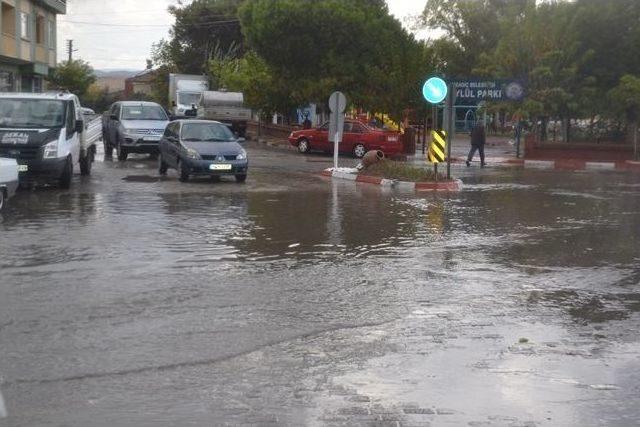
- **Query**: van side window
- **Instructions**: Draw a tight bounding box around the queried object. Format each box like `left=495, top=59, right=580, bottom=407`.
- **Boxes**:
left=66, top=101, right=75, bottom=137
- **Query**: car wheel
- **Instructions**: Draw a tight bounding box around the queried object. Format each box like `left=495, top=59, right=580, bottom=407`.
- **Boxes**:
left=158, top=154, right=168, bottom=175
left=298, top=138, right=310, bottom=154
left=353, top=143, right=367, bottom=159
left=235, top=174, right=247, bottom=183
left=59, top=156, right=73, bottom=189
left=178, top=160, right=189, bottom=182
left=117, top=144, right=128, bottom=162
left=0, top=190, right=4, bottom=211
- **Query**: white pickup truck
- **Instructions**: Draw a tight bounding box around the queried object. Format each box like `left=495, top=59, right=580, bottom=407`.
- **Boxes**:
left=0, top=92, right=101, bottom=188
left=0, top=157, right=18, bottom=211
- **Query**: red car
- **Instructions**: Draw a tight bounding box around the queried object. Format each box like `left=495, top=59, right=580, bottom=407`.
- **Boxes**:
left=288, top=120, right=402, bottom=158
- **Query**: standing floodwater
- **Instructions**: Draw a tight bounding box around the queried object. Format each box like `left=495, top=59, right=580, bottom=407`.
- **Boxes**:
left=1, top=147, right=639, bottom=426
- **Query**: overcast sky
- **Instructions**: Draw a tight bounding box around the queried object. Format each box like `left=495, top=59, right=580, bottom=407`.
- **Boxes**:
left=58, top=0, right=428, bottom=71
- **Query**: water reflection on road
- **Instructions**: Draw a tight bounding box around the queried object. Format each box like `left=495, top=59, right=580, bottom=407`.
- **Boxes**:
left=0, top=153, right=639, bottom=426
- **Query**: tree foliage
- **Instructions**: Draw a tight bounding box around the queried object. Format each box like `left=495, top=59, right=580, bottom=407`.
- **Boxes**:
left=48, top=60, right=96, bottom=100
left=152, top=0, right=244, bottom=74
left=238, top=0, right=427, bottom=121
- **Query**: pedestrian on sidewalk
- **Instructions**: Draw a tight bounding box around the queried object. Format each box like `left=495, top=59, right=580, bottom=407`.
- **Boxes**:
left=467, top=121, right=486, bottom=167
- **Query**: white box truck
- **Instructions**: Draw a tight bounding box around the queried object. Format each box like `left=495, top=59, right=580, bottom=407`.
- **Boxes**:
left=168, top=74, right=209, bottom=118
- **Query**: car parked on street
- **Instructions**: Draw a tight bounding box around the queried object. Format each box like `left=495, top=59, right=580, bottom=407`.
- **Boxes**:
left=288, top=120, right=402, bottom=158
left=158, top=120, right=248, bottom=182
left=0, top=157, right=18, bottom=211
left=102, top=101, right=170, bottom=161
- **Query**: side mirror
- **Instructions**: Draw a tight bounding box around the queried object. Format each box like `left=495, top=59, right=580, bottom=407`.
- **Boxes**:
left=110, top=114, right=118, bottom=121
left=75, top=119, right=84, bottom=134
left=236, top=137, right=246, bottom=143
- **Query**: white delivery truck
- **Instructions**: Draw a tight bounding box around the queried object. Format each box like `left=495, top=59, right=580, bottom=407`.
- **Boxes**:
left=0, top=92, right=101, bottom=188
left=168, top=74, right=209, bottom=118
left=0, top=157, right=18, bottom=211
left=199, top=90, right=251, bottom=137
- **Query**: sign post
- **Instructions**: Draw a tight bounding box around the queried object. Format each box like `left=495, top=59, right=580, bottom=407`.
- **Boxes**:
left=445, top=83, right=455, bottom=180
left=329, top=91, right=347, bottom=170
left=423, top=77, right=448, bottom=178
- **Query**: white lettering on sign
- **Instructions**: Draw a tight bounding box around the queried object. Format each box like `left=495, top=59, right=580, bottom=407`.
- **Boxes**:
left=1, top=132, right=29, bottom=145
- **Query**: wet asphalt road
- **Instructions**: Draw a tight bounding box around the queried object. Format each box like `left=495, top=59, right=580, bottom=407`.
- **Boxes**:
left=1, top=143, right=640, bottom=426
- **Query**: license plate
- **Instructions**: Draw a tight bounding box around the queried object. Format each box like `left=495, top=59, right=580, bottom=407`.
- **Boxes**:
left=17, top=164, right=28, bottom=172
left=387, top=136, right=398, bottom=142
left=210, top=164, right=232, bottom=171
left=143, top=136, right=160, bottom=142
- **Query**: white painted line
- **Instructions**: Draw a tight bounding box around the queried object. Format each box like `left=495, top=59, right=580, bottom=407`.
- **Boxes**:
left=585, top=162, right=616, bottom=170
left=525, top=160, right=554, bottom=169
left=0, top=389, right=7, bottom=418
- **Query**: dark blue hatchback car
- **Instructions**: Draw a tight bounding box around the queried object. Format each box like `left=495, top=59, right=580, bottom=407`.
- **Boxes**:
left=158, top=120, right=248, bottom=182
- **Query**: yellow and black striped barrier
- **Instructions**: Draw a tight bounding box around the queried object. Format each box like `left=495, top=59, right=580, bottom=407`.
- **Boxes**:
left=428, top=130, right=447, bottom=164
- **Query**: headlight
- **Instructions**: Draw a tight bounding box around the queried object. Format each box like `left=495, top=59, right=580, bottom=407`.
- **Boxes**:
left=186, top=148, right=201, bottom=160
left=122, top=129, right=137, bottom=138
left=43, top=140, right=58, bottom=159
left=236, top=150, right=247, bottom=160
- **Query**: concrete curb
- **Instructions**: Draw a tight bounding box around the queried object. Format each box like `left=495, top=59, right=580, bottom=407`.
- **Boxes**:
left=523, top=159, right=640, bottom=172
left=322, top=168, right=463, bottom=192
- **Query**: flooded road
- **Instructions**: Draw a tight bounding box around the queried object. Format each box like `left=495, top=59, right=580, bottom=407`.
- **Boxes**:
left=1, top=145, right=639, bottom=426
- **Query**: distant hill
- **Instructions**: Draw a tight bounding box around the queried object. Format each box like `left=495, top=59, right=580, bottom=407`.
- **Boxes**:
left=94, top=69, right=140, bottom=78
left=94, top=69, right=141, bottom=93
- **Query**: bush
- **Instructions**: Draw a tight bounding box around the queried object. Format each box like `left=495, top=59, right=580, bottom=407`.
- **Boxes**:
left=361, top=159, right=446, bottom=182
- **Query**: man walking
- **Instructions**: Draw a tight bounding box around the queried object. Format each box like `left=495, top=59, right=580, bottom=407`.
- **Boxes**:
left=466, top=121, right=486, bottom=167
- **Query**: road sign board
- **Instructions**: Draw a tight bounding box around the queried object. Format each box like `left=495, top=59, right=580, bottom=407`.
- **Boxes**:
left=329, top=91, right=347, bottom=113
left=452, top=80, right=525, bottom=103
left=423, top=77, right=448, bottom=104
left=428, top=130, right=447, bottom=164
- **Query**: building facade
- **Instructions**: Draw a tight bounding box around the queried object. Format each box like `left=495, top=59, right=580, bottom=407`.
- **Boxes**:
left=0, top=0, right=65, bottom=92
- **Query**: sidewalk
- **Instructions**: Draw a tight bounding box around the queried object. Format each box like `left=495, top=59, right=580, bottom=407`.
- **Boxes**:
left=409, top=135, right=519, bottom=167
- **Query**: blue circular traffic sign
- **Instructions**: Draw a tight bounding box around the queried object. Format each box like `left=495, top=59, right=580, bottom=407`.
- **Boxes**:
left=423, top=77, right=448, bottom=104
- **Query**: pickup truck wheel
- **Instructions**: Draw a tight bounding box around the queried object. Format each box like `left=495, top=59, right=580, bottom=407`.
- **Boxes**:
left=80, top=152, right=93, bottom=176
left=235, top=174, right=247, bottom=183
left=117, top=145, right=128, bottom=162
left=158, top=155, right=168, bottom=175
left=59, top=157, right=73, bottom=189
left=178, top=161, right=189, bottom=182
left=353, top=143, right=367, bottom=159
left=298, top=138, right=310, bottom=154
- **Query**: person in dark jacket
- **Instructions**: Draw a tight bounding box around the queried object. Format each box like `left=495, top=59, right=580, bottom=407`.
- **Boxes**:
left=467, top=121, right=486, bottom=167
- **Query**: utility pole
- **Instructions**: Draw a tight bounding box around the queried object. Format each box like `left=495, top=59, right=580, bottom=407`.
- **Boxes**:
left=66, top=40, right=76, bottom=62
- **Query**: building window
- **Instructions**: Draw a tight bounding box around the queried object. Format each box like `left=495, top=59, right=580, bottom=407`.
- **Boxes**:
left=1, top=3, right=17, bottom=36
left=36, top=15, right=45, bottom=44
left=33, top=76, right=43, bottom=93
left=20, top=12, right=31, bottom=40
left=0, top=71, right=15, bottom=92
left=48, top=20, right=55, bottom=48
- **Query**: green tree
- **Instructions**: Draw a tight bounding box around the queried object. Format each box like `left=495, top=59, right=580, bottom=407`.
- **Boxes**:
left=609, top=74, right=640, bottom=158
left=48, top=60, right=96, bottom=100
left=152, top=0, right=244, bottom=74
left=238, top=0, right=425, bottom=122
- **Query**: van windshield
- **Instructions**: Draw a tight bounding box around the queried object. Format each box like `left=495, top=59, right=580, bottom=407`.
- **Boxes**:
left=122, top=105, right=168, bottom=121
left=0, top=99, right=66, bottom=128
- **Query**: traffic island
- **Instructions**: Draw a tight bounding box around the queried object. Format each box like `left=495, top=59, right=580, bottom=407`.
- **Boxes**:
left=322, top=160, right=463, bottom=192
